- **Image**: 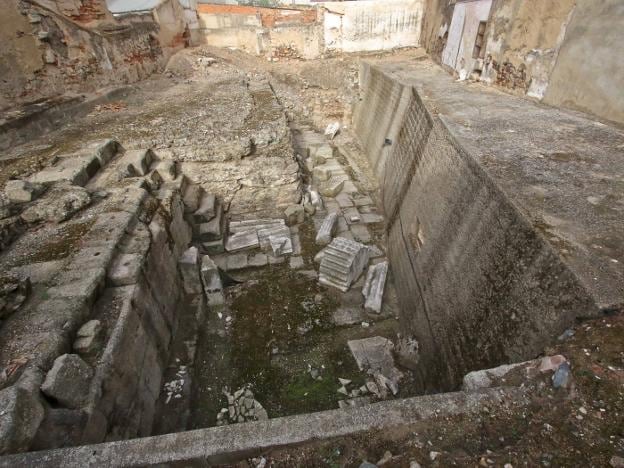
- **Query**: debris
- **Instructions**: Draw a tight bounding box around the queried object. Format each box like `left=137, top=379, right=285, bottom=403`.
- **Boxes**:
left=284, top=204, right=305, bottom=226
left=552, top=361, right=571, bottom=388
left=319, top=237, right=370, bottom=292
left=362, top=261, right=388, bottom=314
left=325, top=122, right=340, bottom=139
left=315, top=212, right=338, bottom=245
left=269, top=235, right=293, bottom=256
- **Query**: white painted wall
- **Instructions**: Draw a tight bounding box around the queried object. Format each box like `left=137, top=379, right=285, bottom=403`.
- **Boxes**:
left=442, top=0, right=492, bottom=75
left=321, top=0, right=424, bottom=53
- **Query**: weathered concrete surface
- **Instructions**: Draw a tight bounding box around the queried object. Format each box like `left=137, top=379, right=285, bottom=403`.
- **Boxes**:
left=0, top=387, right=527, bottom=467
left=354, top=59, right=624, bottom=391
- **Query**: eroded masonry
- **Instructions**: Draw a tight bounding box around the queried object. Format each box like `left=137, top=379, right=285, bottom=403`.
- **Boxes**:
left=0, top=0, right=623, bottom=466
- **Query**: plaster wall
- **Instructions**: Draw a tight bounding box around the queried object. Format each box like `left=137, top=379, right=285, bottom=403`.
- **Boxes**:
left=322, top=0, right=424, bottom=53
left=543, top=0, right=624, bottom=126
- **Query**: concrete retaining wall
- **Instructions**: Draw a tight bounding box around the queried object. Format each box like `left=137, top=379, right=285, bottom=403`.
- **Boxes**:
left=354, top=63, right=599, bottom=391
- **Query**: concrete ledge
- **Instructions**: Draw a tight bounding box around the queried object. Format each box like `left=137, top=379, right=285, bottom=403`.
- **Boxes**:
left=0, top=388, right=527, bottom=467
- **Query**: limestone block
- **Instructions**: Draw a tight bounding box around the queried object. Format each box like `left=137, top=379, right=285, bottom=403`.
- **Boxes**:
left=200, top=255, right=223, bottom=294
left=178, top=246, right=202, bottom=294
left=229, top=219, right=285, bottom=234
left=248, top=253, right=268, bottom=267
left=284, top=204, right=305, bottom=226
left=107, top=253, right=142, bottom=286
left=73, top=320, right=103, bottom=355
left=192, top=193, right=217, bottom=224
left=315, top=212, right=338, bottom=246
left=269, top=236, right=293, bottom=256
left=202, top=239, right=225, bottom=255
left=362, top=261, right=388, bottom=314
left=319, top=237, right=370, bottom=292
left=257, top=224, right=290, bottom=249
left=153, top=160, right=176, bottom=181
left=196, top=208, right=224, bottom=242
left=0, top=386, right=44, bottom=455
left=4, top=180, right=45, bottom=204
left=122, top=149, right=155, bottom=177
left=41, top=354, right=93, bottom=409
left=225, top=229, right=259, bottom=252
left=319, top=176, right=344, bottom=197
left=183, top=184, right=204, bottom=213
left=20, top=183, right=90, bottom=224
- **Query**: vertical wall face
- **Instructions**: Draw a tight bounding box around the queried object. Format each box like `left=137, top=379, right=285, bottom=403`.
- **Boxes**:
left=543, top=0, right=624, bottom=126
left=354, top=63, right=598, bottom=391
left=323, top=0, right=424, bottom=53
left=441, top=0, right=492, bottom=75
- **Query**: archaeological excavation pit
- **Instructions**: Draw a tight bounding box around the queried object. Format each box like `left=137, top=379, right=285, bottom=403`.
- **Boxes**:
left=0, top=0, right=623, bottom=466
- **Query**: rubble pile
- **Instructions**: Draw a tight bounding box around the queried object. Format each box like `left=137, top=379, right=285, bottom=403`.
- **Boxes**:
left=217, top=386, right=269, bottom=425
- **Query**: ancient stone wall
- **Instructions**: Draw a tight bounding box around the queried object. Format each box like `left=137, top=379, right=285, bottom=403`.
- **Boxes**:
left=354, top=63, right=600, bottom=391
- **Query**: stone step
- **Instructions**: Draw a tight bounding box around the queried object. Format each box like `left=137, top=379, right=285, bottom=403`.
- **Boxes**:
left=122, top=149, right=155, bottom=176
left=152, top=160, right=177, bottom=181
left=183, top=184, right=205, bottom=214
left=192, top=192, right=217, bottom=224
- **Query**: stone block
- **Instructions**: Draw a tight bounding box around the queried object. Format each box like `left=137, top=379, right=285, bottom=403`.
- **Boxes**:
left=226, top=254, right=248, bottom=271
left=192, top=193, right=217, bottom=224
left=229, top=219, right=284, bottom=234
left=178, top=246, right=202, bottom=295
left=248, top=253, right=268, bottom=267
left=41, top=354, right=93, bottom=409
left=284, top=204, right=305, bottom=226
left=196, top=208, right=224, bottom=242
left=30, top=153, right=99, bottom=187
left=183, top=184, right=204, bottom=213
left=153, top=160, right=176, bottom=181
left=225, top=229, right=259, bottom=252
left=258, top=224, right=291, bottom=249
left=362, top=261, right=388, bottom=314
left=336, top=193, right=354, bottom=208
left=20, top=183, right=91, bottom=224
left=361, top=213, right=384, bottom=224
left=201, top=239, right=225, bottom=255
left=200, top=255, right=223, bottom=294
left=0, top=385, right=44, bottom=455
left=350, top=224, right=372, bottom=243
left=31, top=408, right=87, bottom=450
left=269, top=236, right=293, bottom=256
left=107, top=253, right=143, bottom=286
left=316, top=212, right=339, bottom=246
left=4, top=180, right=45, bottom=204
left=289, top=256, right=304, bottom=269
left=73, top=320, right=103, bottom=356
left=319, top=237, right=370, bottom=292
left=122, top=149, right=154, bottom=177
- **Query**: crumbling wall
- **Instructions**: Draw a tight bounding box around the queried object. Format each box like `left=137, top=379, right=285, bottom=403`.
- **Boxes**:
left=197, top=0, right=424, bottom=59
left=423, top=0, right=624, bottom=125
left=0, top=0, right=172, bottom=111
left=197, top=4, right=321, bottom=59
left=480, top=0, right=575, bottom=99
left=353, top=63, right=599, bottom=391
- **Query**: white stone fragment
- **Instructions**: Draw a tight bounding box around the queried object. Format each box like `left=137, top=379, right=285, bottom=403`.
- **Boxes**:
left=362, top=261, right=388, bottom=314
left=319, top=237, right=370, bottom=292
left=225, top=229, right=259, bottom=252
left=315, top=212, right=338, bottom=245
left=269, top=236, right=293, bottom=256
